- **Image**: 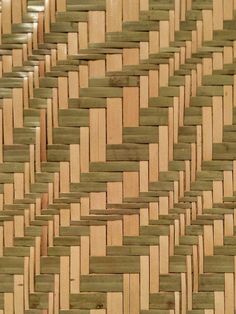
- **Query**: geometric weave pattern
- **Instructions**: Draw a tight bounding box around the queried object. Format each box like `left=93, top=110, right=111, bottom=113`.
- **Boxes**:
left=0, top=0, right=235, bottom=312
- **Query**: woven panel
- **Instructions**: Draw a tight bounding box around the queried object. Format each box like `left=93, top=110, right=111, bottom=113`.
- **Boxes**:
left=0, top=0, right=235, bottom=313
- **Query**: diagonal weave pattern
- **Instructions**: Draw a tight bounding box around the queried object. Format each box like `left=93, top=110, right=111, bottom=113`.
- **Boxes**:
left=0, top=0, right=236, bottom=313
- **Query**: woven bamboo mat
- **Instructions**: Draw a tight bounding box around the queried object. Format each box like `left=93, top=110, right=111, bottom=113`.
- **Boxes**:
left=0, top=0, right=235, bottom=313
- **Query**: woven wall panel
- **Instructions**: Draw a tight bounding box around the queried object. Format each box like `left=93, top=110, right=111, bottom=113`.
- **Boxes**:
left=0, top=0, right=235, bottom=313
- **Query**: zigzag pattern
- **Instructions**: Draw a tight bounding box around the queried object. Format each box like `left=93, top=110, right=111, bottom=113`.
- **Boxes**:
left=0, top=0, right=236, bottom=312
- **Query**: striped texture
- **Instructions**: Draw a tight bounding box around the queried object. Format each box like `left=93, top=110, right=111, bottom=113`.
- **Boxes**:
left=0, top=0, right=235, bottom=313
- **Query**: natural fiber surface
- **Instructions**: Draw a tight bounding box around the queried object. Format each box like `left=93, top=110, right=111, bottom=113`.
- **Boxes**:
left=0, top=0, right=236, bottom=313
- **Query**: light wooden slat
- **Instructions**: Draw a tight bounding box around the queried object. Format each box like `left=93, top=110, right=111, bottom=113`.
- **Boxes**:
left=107, top=98, right=122, bottom=144
left=106, top=0, right=122, bottom=32
left=123, top=87, right=139, bottom=127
